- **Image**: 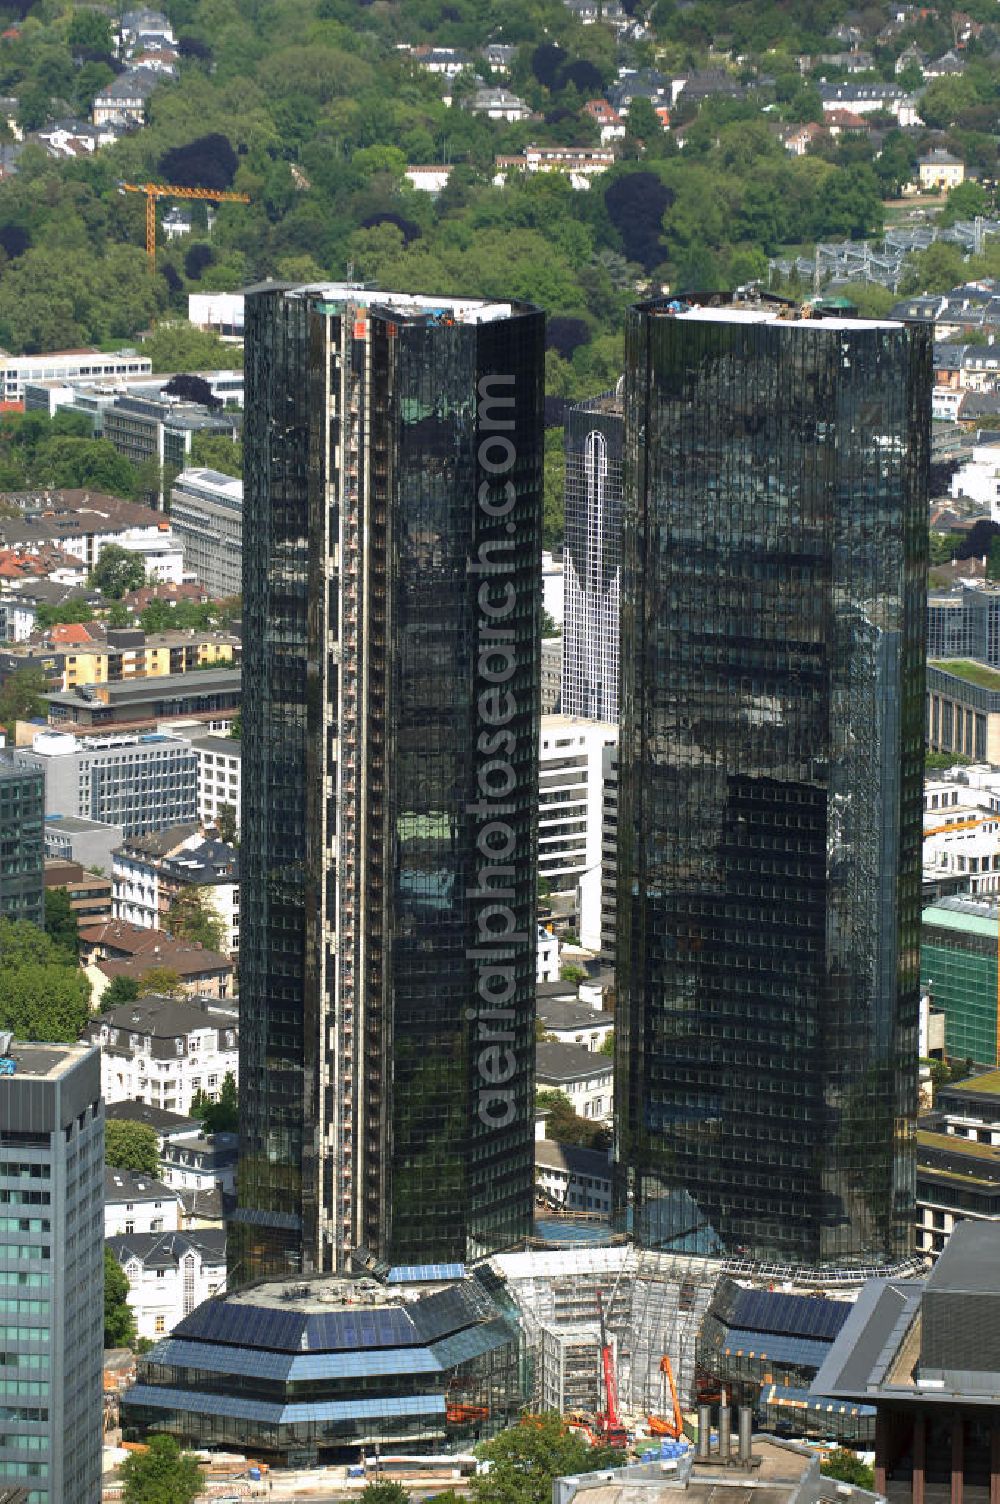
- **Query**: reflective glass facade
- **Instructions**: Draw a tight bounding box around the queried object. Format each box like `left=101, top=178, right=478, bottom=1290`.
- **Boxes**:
left=562, top=393, right=624, bottom=724
left=235, top=287, right=543, bottom=1282
left=615, top=298, right=929, bottom=1268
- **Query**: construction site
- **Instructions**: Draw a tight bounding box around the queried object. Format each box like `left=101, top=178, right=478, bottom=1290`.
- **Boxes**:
left=488, top=1245, right=921, bottom=1450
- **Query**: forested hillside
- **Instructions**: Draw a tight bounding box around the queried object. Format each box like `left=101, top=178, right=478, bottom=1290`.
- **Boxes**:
left=0, top=0, right=998, bottom=402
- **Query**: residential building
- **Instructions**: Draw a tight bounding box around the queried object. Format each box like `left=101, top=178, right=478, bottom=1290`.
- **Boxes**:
left=121, top=1266, right=523, bottom=1462
left=190, top=734, right=241, bottom=832
left=537, top=924, right=560, bottom=983
left=0, top=754, right=42, bottom=924
left=236, top=283, right=543, bottom=1281
left=0, top=349, right=150, bottom=405
left=537, top=996, right=614, bottom=1051
left=921, top=896, right=1000, bottom=1067
left=45, top=668, right=240, bottom=736
left=404, top=164, right=453, bottom=193
left=919, top=149, right=965, bottom=190
left=583, top=99, right=626, bottom=144
left=466, top=86, right=532, bottom=120
left=494, top=144, right=617, bottom=190
left=91, top=69, right=157, bottom=126
left=616, top=292, right=929, bottom=1266
left=43, top=812, right=122, bottom=873
left=539, top=716, right=618, bottom=952
left=948, top=435, right=1000, bottom=517
left=79, top=919, right=233, bottom=1000
left=536, top=1041, right=613, bottom=1122
left=811, top=1220, right=1000, bottom=1504
left=0, top=1039, right=103, bottom=1504
left=103, top=1168, right=182, bottom=1238
left=115, top=826, right=239, bottom=958
left=168, top=467, right=242, bottom=599
left=818, top=81, right=921, bottom=123
left=0, top=491, right=180, bottom=578
left=18, top=730, right=198, bottom=838
left=43, top=858, right=112, bottom=924
left=86, top=995, right=238, bottom=1117
left=108, top=1228, right=226, bottom=1341
left=562, top=391, right=623, bottom=724
left=926, top=660, right=1000, bottom=762
left=535, top=1139, right=612, bottom=1215
left=160, top=1130, right=237, bottom=1196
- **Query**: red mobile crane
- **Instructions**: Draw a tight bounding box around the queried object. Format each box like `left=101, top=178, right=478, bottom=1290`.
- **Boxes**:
left=595, top=1290, right=628, bottom=1449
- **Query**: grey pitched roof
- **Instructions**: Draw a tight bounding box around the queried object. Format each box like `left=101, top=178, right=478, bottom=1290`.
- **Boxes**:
left=105, top=1100, right=199, bottom=1134
left=535, top=1138, right=612, bottom=1180
left=537, top=999, right=614, bottom=1033
left=104, top=1166, right=177, bottom=1204
left=93, top=995, right=237, bottom=1041
left=109, top=1227, right=227, bottom=1269
left=536, top=1040, right=614, bottom=1083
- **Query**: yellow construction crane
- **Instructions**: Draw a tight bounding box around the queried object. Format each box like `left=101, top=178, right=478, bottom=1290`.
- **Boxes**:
left=118, top=181, right=250, bottom=270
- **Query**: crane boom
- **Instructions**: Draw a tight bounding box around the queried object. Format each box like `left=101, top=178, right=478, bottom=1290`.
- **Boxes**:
left=118, top=181, right=251, bottom=269
left=595, top=1290, right=627, bottom=1447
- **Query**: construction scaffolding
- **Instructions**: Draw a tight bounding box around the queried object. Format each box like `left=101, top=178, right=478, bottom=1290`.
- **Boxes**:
left=768, top=217, right=1000, bottom=294
left=490, top=1246, right=723, bottom=1420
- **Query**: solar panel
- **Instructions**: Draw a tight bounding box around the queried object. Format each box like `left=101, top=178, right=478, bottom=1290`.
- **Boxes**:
left=730, top=1290, right=851, bottom=1341
left=387, top=1264, right=466, bottom=1284
left=721, top=1329, right=831, bottom=1370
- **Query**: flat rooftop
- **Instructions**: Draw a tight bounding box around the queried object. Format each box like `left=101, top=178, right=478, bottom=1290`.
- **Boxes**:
left=3, top=1038, right=95, bottom=1079
left=231, top=1270, right=458, bottom=1313
left=282, top=282, right=520, bottom=324
left=647, top=292, right=903, bottom=331
left=930, top=659, right=1000, bottom=690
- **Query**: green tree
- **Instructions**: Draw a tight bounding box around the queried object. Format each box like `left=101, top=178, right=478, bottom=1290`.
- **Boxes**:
left=136, top=966, right=185, bottom=998
left=166, top=886, right=226, bottom=953
left=122, top=1434, right=203, bottom=1504
left=43, top=886, right=79, bottom=960
left=988, top=537, right=1000, bottom=582
left=105, top=1120, right=160, bottom=1176
left=89, top=545, right=147, bottom=600
left=101, top=975, right=140, bottom=1011
left=473, top=1414, right=621, bottom=1504
left=360, top=1484, right=410, bottom=1504
left=939, top=179, right=987, bottom=227
left=0, top=665, right=49, bottom=725
left=821, top=1453, right=875, bottom=1491
left=228, top=711, right=241, bottom=739
left=191, top=1070, right=238, bottom=1133
left=0, top=918, right=91, bottom=1041
left=536, top=1090, right=610, bottom=1150
left=543, top=428, right=565, bottom=549
left=216, top=803, right=238, bottom=845
left=560, top=964, right=587, bottom=983
left=189, top=430, right=243, bottom=477
left=104, top=1246, right=135, bottom=1349
left=142, top=323, right=243, bottom=374
left=599, top=1030, right=614, bottom=1058
left=34, top=600, right=94, bottom=631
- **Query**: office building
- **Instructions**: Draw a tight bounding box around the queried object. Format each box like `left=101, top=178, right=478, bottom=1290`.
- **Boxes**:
left=927, top=582, right=1000, bottom=665
left=0, top=1038, right=103, bottom=1504
left=189, top=734, right=241, bottom=833
left=18, top=729, right=197, bottom=838
left=0, top=756, right=43, bottom=925
left=42, top=859, right=112, bottom=925
left=42, top=813, right=123, bottom=873
left=562, top=391, right=623, bottom=723
left=0, top=348, right=150, bottom=404
left=926, top=659, right=1000, bottom=762
left=812, top=1220, right=1000, bottom=1504
left=45, top=667, right=240, bottom=735
left=235, top=283, right=543, bottom=1282
left=538, top=715, right=617, bottom=952
left=599, top=741, right=618, bottom=961
left=121, top=1265, right=523, bottom=1463
left=169, top=468, right=243, bottom=599
left=921, top=896, right=999, bottom=1067
left=615, top=294, right=929, bottom=1267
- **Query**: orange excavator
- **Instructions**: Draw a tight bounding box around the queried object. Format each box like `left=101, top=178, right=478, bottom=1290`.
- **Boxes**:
left=648, top=1355, right=683, bottom=1438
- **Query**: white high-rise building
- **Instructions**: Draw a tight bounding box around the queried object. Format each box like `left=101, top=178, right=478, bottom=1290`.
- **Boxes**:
left=539, top=715, right=617, bottom=952
left=562, top=391, right=623, bottom=724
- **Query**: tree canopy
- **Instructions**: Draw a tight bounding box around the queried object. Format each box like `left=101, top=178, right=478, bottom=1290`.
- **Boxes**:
left=89, top=545, right=147, bottom=600
left=43, top=885, right=79, bottom=961
left=121, top=1434, right=203, bottom=1504
left=104, top=1246, right=136, bottom=1349
left=166, top=886, right=227, bottom=953
left=0, top=917, right=91, bottom=1041
left=191, top=1070, right=238, bottom=1134
left=473, top=1414, right=622, bottom=1504
left=105, top=1119, right=160, bottom=1177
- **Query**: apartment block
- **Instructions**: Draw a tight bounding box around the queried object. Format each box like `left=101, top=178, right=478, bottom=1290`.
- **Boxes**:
left=538, top=715, right=617, bottom=953
left=86, top=995, right=238, bottom=1118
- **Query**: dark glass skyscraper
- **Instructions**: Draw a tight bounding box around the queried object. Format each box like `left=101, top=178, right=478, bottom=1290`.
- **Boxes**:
left=615, top=295, right=929, bottom=1268
left=234, top=285, right=543, bottom=1282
